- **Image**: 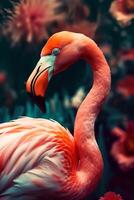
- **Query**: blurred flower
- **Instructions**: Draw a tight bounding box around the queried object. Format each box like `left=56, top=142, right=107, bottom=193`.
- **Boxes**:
left=99, top=192, right=123, bottom=200
left=100, top=43, right=112, bottom=56
left=53, top=0, right=97, bottom=38
left=63, top=0, right=89, bottom=21
left=2, top=0, right=64, bottom=45
left=0, top=71, right=7, bottom=85
left=71, top=87, right=85, bottom=109
left=116, top=75, right=134, bottom=97
left=124, top=0, right=134, bottom=12
left=111, top=121, right=134, bottom=171
left=109, top=0, right=134, bottom=26
left=62, top=87, right=86, bottom=110
left=63, top=95, right=71, bottom=109
left=120, top=49, right=134, bottom=61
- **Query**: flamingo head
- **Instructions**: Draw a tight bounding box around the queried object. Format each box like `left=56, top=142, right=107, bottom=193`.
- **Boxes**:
left=26, top=31, right=85, bottom=112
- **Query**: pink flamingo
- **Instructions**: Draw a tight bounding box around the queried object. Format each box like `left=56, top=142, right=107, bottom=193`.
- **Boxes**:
left=0, top=31, right=111, bottom=200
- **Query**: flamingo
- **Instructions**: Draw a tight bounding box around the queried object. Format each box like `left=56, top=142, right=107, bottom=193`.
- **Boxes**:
left=0, top=31, right=111, bottom=200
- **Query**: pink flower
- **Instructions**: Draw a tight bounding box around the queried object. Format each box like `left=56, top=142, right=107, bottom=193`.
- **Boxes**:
left=99, top=192, right=123, bottom=200
left=116, top=75, right=134, bottom=97
left=120, top=49, right=134, bottom=61
left=111, top=121, right=134, bottom=171
left=0, top=71, right=7, bottom=85
left=3, top=0, right=64, bottom=45
left=52, top=1, right=97, bottom=39
left=109, top=0, right=134, bottom=26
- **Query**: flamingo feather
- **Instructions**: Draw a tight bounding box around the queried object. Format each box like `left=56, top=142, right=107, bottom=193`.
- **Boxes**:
left=0, top=117, right=78, bottom=199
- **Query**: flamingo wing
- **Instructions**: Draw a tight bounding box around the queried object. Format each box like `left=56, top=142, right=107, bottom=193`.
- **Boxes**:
left=0, top=117, right=77, bottom=199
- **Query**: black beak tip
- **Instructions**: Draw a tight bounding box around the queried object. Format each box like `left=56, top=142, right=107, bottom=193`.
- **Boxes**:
left=28, top=93, right=46, bottom=113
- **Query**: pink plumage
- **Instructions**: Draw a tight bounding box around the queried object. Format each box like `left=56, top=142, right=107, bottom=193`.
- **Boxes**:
left=0, top=117, right=79, bottom=199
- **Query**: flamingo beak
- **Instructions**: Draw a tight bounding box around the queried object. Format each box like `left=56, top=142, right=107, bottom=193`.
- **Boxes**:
left=26, top=55, right=56, bottom=112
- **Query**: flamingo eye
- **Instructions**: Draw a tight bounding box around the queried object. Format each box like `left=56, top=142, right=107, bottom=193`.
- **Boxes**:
left=52, top=48, right=60, bottom=56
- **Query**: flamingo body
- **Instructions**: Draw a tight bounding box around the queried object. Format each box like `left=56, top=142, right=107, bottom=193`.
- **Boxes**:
left=0, top=117, right=81, bottom=199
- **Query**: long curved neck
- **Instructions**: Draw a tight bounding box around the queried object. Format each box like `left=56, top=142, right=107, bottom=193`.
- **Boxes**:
left=74, top=37, right=111, bottom=195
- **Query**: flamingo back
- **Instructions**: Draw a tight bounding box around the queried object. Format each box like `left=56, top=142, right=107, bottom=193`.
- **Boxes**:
left=0, top=117, right=77, bottom=199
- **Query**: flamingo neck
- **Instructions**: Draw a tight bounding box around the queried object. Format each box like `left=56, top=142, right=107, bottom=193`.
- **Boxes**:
left=74, top=37, right=111, bottom=195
